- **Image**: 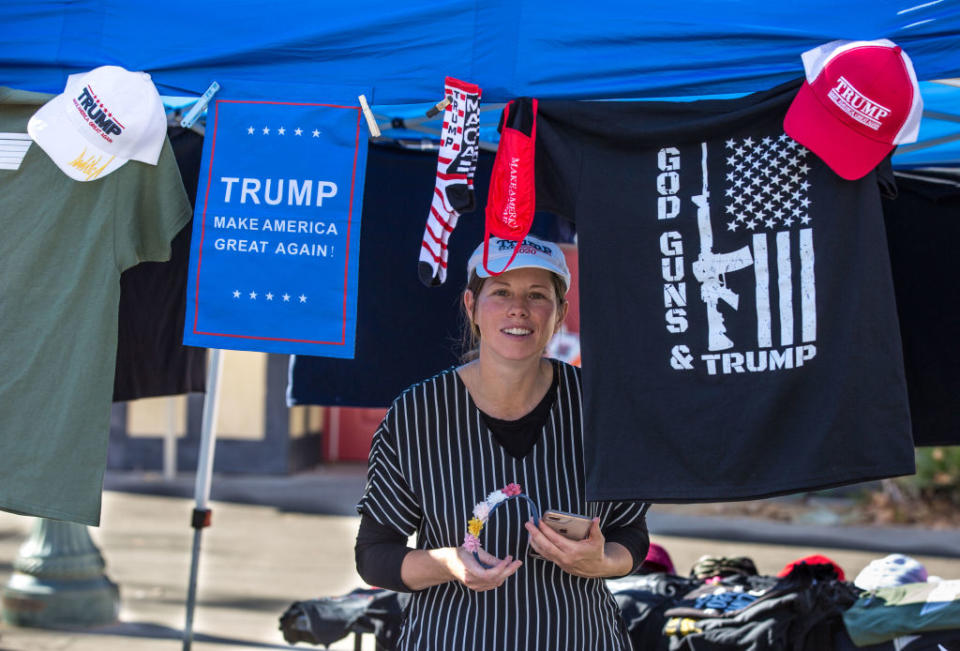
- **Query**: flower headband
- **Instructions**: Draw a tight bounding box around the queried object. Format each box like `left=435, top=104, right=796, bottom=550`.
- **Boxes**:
left=463, top=482, right=540, bottom=568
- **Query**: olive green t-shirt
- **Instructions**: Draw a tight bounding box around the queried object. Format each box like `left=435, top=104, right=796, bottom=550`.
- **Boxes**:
left=0, top=88, right=192, bottom=525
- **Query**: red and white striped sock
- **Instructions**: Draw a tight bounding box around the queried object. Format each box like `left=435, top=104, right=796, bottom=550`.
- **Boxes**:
left=419, top=77, right=481, bottom=286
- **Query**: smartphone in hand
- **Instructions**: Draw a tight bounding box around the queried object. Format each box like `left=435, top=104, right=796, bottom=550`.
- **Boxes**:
left=541, top=510, right=593, bottom=541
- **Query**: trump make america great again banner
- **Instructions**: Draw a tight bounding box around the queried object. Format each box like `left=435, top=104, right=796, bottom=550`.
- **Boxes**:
left=184, top=81, right=368, bottom=357
left=530, top=81, right=915, bottom=502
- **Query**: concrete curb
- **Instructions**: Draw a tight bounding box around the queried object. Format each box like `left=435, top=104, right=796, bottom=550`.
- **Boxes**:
left=646, top=512, right=960, bottom=558
left=103, top=470, right=960, bottom=558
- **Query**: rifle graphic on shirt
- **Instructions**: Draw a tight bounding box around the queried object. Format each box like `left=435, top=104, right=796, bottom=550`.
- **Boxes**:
left=691, top=142, right=753, bottom=351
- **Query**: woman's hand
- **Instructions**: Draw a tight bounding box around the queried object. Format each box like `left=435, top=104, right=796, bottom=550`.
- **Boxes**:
left=443, top=546, right=523, bottom=591
left=524, top=517, right=630, bottom=578
left=401, top=546, right=522, bottom=591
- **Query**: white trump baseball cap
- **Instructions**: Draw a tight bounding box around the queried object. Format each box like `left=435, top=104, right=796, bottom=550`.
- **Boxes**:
left=467, top=235, right=571, bottom=294
left=28, top=65, right=167, bottom=182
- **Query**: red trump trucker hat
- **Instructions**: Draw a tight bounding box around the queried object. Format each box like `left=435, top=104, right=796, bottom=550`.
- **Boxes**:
left=783, top=39, right=922, bottom=181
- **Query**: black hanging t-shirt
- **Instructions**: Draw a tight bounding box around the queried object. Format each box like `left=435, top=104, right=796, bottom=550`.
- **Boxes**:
left=883, top=171, right=960, bottom=446
left=112, top=126, right=206, bottom=401
left=529, top=80, right=915, bottom=502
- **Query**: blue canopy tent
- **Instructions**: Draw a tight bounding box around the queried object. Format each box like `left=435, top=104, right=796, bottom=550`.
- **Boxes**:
left=3, top=2, right=960, bottom=648
left=3, top=0, right=960, bottom=164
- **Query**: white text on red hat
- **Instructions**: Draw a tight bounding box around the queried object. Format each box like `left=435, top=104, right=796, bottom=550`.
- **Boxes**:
left=828, top=77, right=891, bottom=131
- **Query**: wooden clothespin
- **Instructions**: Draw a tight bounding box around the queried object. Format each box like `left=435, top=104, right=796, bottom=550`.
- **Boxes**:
left=425, top=96, right=451, bottom=119
left=358, top=95, right=381, bottom=137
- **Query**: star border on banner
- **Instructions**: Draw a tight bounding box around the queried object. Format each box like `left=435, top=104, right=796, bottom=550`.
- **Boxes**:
left=229, top=289, right=308, bottom=304
left=245, top=126, right=321, bottom=137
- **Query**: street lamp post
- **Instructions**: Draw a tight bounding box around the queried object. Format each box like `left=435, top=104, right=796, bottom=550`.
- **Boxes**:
left=1, top=518, right=119, bottom=628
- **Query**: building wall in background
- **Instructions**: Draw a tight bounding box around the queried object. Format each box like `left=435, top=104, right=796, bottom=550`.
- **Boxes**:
left=108, top=350, right=323, bottom=474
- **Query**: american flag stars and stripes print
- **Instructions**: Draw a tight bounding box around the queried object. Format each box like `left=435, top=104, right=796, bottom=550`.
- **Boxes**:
left=722, top=133, right=813, bottom=233
left=0, top=132, right=32, bottom=171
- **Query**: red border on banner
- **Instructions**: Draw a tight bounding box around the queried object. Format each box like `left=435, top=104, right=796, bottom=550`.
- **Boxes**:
left=191, top=98, right=362, bottom=345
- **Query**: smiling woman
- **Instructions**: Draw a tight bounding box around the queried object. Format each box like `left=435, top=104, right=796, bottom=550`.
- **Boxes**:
left=459, top=247, right=568, bottom=368
left=354, top=235, right=651, bottom=651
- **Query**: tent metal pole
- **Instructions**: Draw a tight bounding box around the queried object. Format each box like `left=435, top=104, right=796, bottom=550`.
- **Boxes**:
left=897, top=131, right=960, bottom=154
left=923, top=110, right=960, bottom=124
left=163, top=397, right=177, bottom=480
left=182, top=348, right=224, bottom=651
left=365, top=103, right=504, bottom=152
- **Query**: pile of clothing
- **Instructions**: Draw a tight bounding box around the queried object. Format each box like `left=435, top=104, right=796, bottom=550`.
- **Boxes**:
left=279, top=548, right=960, bottom=650
left=611, top=546, right=960, bottom=650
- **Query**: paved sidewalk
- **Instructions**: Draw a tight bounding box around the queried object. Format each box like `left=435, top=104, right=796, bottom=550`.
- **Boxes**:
left=0, top=480, right=372, bottom=651
left=0, top=468, right=957, bottom=650
left=101, top=468, right=960, bottom=557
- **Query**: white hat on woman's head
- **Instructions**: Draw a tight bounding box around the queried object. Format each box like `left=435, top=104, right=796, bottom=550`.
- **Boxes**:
left=467, top=235, right=571, bottom=294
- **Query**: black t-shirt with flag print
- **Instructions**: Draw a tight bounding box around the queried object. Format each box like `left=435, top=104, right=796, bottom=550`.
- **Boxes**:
left=529, top=80, right=915, bottom=502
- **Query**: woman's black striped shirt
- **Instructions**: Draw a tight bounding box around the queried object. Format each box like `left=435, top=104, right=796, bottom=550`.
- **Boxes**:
left=358, top=362, right=647, bottom=651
